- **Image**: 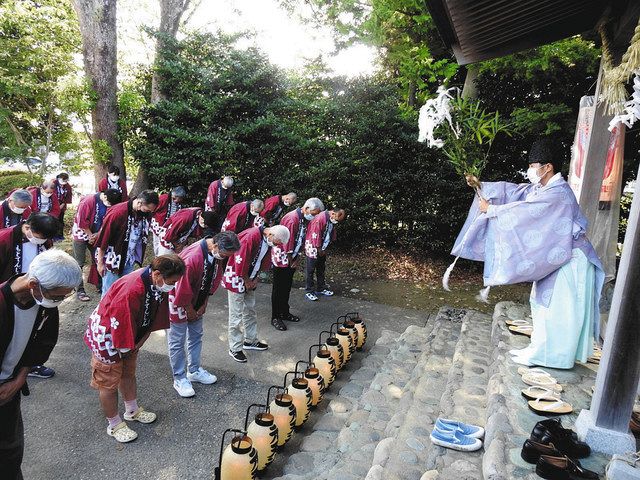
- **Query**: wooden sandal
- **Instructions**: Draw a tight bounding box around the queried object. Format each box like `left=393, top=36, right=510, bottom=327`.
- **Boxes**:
left=528, top=398, right=573, bottom=415
left=518, top=367, right=551, bottom=377
left=521, top=386, right=561, bottom=401
left=506, top=319, right=531, bottom=327
left=509, top=325, right=533, bottom=337
left=521, top=372, right=563, bottom=393
left=107, top=422, right=138, bottom=443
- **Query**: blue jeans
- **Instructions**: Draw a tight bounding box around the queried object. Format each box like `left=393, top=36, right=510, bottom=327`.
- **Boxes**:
left=101, top=264, right=135, bottom=298
left=168, top=317, right=204, bottom=379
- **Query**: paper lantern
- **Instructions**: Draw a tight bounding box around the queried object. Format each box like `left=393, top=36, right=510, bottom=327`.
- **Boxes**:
left=342, top=318, right=359, bottom=349
left=267, top=387, right=296, bottom=447
left=320, top=331, right=344, bottom=371
left=244, top=404, right=277, bottom=472
left=286, top=375, right=313, bottom=427
left=336, top=326, right=355, bottom=363
left=310, top=345, right=336, bottom=387
left=216, top=429, right=258, bottom=480
left=348, top=313, right=367, bottom=350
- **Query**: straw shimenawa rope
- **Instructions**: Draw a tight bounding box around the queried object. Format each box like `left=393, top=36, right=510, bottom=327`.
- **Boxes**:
left=599, top=17, right=640, bottom=114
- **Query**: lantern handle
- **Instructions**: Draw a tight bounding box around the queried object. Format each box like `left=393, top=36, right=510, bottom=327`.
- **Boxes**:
left=266, top=385, right=285, bottom=407
left=215, top=428, right=247, bottom=480
left=295, top=360, right=314, bottom=375
left=283, top=370, right=302, bottom=390
left=309, top=344, right=322, bottom=364
left=319, top=330, right=334, bottom=344
left=244, top=403, right=268, bottom=431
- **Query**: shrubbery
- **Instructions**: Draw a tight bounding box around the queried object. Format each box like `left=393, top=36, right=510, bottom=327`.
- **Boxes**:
left=0, top=170, right=43, bottom=197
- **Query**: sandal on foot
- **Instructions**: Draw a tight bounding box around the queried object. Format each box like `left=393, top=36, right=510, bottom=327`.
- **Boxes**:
left=271, top=318, right=287, bottom=331
left=76, top=289, right=90, bottom=302
left=509, top=325, right=533, bottom=337
left=528, top=398, right=573, bottom=415
left=305, top=292, right=318, bottom=301
left=521, top=386, right=561, bottom=401
left=123, top=407, right=157, bottom=424
left=107, top=422, right=138, bottom=443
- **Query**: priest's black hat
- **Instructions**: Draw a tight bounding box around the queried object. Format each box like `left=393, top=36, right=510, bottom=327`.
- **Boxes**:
left=528, top=138, right=563, bottom=173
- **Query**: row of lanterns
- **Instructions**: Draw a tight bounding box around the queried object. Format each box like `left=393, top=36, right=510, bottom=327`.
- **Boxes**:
left=214, top=312, right=368, bottom=479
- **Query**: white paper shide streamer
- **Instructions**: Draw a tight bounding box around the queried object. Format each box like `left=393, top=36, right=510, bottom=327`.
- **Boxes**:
left=417, top=86, right=459, bottom=146
left=609, top=71, right=640, bottom=131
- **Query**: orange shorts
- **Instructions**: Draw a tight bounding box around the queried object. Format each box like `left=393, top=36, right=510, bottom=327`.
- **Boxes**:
left=90, top=352, right=138, bottom=391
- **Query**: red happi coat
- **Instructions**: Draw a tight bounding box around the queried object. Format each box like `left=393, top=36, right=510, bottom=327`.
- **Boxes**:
left=84, top=267, right=169, bottom=364
left=0, top=225, right=52, bottom=282
left=0, top=200, right=31, bottom=230
left=305, top=211, right=337, bottom=259
left=222, top=201, right=263, bottom=234
left=98, top=177, right=129, bottom=201
left=159, top=207, right=202, bottom=250
left=222, top=226, right=271, bottom=294
left=272, top=208, right=306, bottom=268
left=262, top=195, right=288, bottom=226
left=27, top=186, right=61, bottom=218
left=94, top=200, right=150, bottom=275
left=151, top=193, right=182, bottom=236
left=53, top=179, right=72, bottom=214
left=205, top=179, right=234, bottom=214
left=169, top=239, right=225, bottom=323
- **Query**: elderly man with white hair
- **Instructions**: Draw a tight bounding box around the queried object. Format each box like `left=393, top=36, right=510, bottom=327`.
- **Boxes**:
left=0, top=190, right=32, bottom=229
left=222, top=225, right=290, bottom=363
left=0, top=249, right=81, bottom=478
left=262, top=192, right=297, bottom=226
left=270, top=197, right=324, bottom=331
left=27, top=180, right=61, bottom=219
left=221, top=198, right=265, bottom=234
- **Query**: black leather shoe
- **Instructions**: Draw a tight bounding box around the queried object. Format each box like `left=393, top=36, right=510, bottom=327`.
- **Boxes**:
left=536, top=455, right=599, bottom=479
left=284, top=313, right=300, bottom=322
left=531, top=419, right=590, bottom=459
left=521, top=439, right=563, bottom=464
left=271, top=318, right=287, bottom=331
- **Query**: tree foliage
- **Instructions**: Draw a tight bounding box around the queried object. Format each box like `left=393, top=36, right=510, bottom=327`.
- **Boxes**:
left=129, top=32, right=472, bottom=253
left=0, top=0, right=83, bottom=172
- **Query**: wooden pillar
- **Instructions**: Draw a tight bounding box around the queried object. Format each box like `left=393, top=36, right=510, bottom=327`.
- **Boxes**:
left=576, top=59, right=612, bottom=238
left=590, top=159, right=640, bottom=431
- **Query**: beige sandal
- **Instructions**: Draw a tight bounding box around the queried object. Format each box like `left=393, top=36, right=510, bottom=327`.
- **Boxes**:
left=107, top=421, right=138, bottom=443
left=509, top=325, right=533, bottom=337
left=521, top=386, right=561, bottom=401
left=123, top=407, right=157, bottom=424
left=521, top=372, right=563, bottom=393
left=506, top=319, right=531, bottom=327
left=528, top=398, right=573, bottom=415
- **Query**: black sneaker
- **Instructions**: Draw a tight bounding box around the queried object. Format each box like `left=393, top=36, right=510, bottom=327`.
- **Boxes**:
left=271, top=318, right=287, bottom=331
left=28, top=365, right=55, bottom=378
left=243, top=340, right=269, bottom=351
left=229, top=350, right=247, bottom=363
left=284, top=313, right=300, bottom=322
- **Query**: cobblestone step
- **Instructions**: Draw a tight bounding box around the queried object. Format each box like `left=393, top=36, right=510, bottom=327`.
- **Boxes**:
left=269, top=307, right=460, bottom=480
left=482, top=301, right=607, bottom=480
left=381, top=309, right=492, bottom=480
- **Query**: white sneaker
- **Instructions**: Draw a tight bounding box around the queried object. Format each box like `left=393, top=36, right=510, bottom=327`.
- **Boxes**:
left=187, top=367, right=218, bottom=385
left=173, top=377, right=196, bottom=397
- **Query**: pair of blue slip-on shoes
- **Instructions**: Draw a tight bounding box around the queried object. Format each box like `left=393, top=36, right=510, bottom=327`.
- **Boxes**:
left=429, top=418, right=485, bottom=452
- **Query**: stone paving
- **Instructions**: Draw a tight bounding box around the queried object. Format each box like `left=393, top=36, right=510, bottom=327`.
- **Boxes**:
left=483, top=301, right=608, bottom=480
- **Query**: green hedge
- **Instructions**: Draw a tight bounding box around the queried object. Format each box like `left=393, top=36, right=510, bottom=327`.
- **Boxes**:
left=0, top=170, right=43, bottom=198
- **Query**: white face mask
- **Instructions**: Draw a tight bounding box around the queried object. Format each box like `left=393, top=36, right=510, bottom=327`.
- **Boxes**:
left=330, top=218, right=338, bottom=225
left=213, top=252, right=224, bottom=260
left=58, top=179, right=68, bottom=185
left=109, top=174, right=119, bottom=181
left=266, top=239, right=275, bottom=247
left=250, top=210, right=259, bottom=216
left=284, top=200, right=291, bottom=207
left=27, top=232, right=48, bottom=245
left=41, top=191, right=53, bottom=198
left=526, top=166, right=543, bottom=185
left=157, top=280, right=175, bottom=293
left=10, top=205, right=26, bottom=214
left=304, top=213, right=314, bottom=221
left=31, top=285, right=62, bottom=308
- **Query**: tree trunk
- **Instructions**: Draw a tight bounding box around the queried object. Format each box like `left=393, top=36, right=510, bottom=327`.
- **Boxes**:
left=462, top=64, right=478, bottom=99
left=130, top=0, right=191, bottom=196
left=71, top=0, right=124, bottom=188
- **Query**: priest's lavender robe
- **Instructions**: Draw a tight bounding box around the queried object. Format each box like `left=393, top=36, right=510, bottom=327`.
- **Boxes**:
left=452, top=176, right=604, bottom=368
